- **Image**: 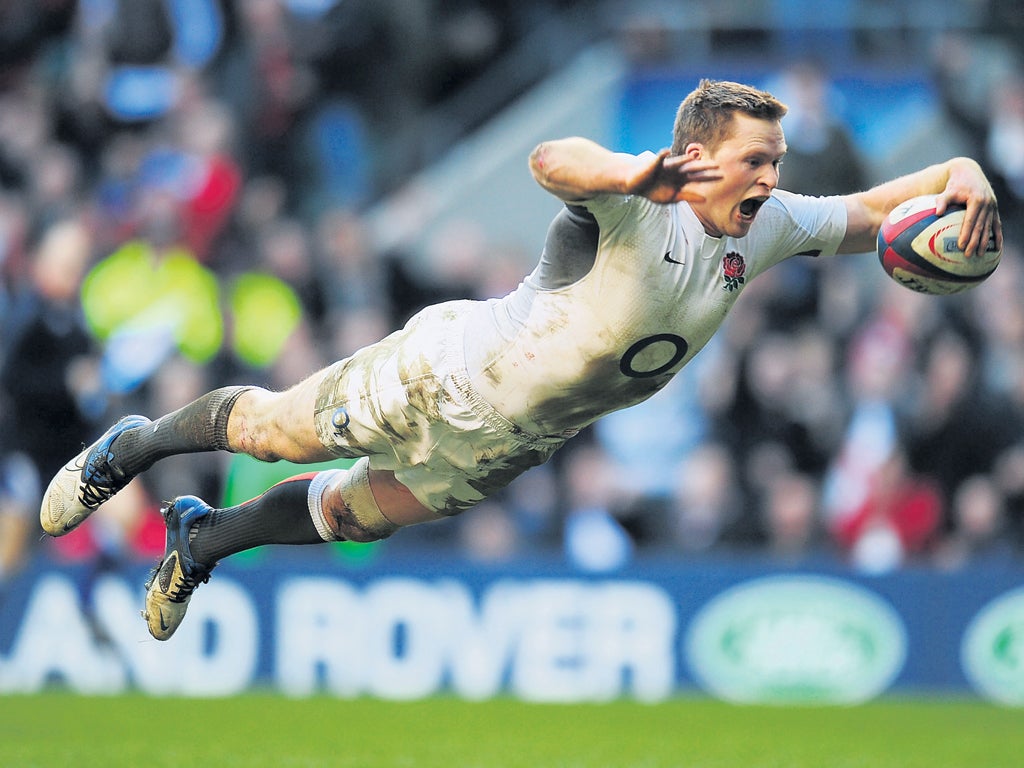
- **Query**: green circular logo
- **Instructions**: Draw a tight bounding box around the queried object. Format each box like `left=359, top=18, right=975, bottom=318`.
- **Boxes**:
left=962, top=588, right=1024, bottom=706
left=685, top=575, right=907, bottom=704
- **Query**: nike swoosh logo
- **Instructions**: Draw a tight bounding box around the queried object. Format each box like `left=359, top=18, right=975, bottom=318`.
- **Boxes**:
left=664, top=251, right=683, bottom=265
left=159, top=608, right=170, bottom=632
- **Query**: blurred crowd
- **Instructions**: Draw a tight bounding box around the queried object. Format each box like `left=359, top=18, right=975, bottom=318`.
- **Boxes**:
left=1, top=0, right=1023, bottom=585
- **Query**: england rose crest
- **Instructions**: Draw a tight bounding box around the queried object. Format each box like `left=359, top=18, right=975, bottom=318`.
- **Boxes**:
left=722, top=251, right=746, bottom=292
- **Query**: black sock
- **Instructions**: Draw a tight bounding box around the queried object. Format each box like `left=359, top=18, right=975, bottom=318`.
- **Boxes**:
left=110, top=386, right=253, bottom=476
left=189, top=474, right=328, bottom=564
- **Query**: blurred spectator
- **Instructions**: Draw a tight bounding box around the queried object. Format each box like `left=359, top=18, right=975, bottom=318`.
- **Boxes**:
left=614, top=7, right=682, bottom=68
left=759, top=470, right=825, bottom=563
left=227, top=269, right=304, bottom=371
left=0, top=1, right=76, bottom=82
left=985, top=71, right=1024, bottom=241
left=0, top=217, right=104, bottom=575
left=664, top=441, right=745, bottom=554
left=161, top=89, right=243, bottom=262
left=1, top=218, right=104, bottom=483
left=291, top=0, right=439, bottom=199
left=217, top=0, right=320, bottom=190
left=63, top=0, right=224, bottom=127
left=934, top=474, right=1016, bottom=569
left=562, top=443, right=634, bottom=572
left=89, top=132, right=147, bottom=252
left=969, top=242, right=1024, bottom=397
left=831, top=445, right=943, bottom=574
left=317, top=207, right=390, bottom=319
left=903, top=327, right=1014, bottom=508
left=426, top=1, right=505, bottom=98
left=993, top=442, right=1024, bottom=551
left=0, top=85, right=49, bottom=192
left=0, top=193, right=32, bottom=315
left=457, top=499, right=521, bottom=562
left=80, top=211, right=224, bottom=393
left=419, top=217, right=491, bottom=306
left=25, top=141, right=84, bottom=233
left=315, top=206, right=395, bottom=361
left=821, top=282, right=929, bottom=532
left=987, top=72, right=1024, bottom=196
left=929, top=30, right=1020, bottom=152
left=257, top=214, right=327, bottom=318
left=87, top=86, right=243, bottom=264
left=719, top=330, right=831, bottom=489
left=0, top=453, right=39, bottom=583
left=499, top=461, right=561, bottom=550
left=765, top=60, right=867, bottom=196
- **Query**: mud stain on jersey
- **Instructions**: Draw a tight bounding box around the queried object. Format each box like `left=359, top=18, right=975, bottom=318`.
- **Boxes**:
left=528, top=354, right=672, bottom=430
left=436, top=444, right=553, bottom=517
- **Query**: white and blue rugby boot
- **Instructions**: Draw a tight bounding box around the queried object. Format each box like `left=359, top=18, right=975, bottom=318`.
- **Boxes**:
left=143, top=495, right=216, bottom=641
left=40, top=414, right=151, bottom=536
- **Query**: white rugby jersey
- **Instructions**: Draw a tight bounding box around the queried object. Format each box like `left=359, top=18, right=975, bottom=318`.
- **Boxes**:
left=463, top=188, right=847, bottom=436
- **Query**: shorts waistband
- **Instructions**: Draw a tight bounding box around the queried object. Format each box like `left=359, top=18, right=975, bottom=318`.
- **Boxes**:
left=441, top=313, right=576, bottom=449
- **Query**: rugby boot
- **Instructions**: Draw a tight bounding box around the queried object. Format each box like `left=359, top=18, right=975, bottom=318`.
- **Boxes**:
left=40, top=415, right=152, bottom=536
left=143, top=495, right=216, bottom=641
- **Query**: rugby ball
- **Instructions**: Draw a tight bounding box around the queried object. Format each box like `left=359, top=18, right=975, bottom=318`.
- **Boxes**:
left=877, top=195, right=1000, bottom=295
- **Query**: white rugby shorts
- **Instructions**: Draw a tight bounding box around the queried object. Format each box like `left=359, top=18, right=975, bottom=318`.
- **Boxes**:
left=313, top=300, right=572, bottom=515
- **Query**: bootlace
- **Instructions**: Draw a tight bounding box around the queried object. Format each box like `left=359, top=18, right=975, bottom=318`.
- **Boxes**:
left=80, top=452, right=123, bottom=509
left=169, top=566, right=213, bottom=603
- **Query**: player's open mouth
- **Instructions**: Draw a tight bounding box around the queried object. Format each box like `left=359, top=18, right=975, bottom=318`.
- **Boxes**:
left=739, top=196, right=768, bottom=221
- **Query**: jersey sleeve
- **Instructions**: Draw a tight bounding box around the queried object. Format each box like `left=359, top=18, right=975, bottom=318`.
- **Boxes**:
left=576, top=189, right=664, bottom=241
left=766, top=189, right=848, bottom=261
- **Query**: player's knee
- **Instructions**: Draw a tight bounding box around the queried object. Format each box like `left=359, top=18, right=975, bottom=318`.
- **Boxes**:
left=229, top=389, right=294, bottom=462
left=314, top=462, right=401, bottom=542
left=320, top=491, right=396, bottom=542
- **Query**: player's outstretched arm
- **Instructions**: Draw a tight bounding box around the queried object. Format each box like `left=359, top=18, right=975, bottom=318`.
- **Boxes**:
left=840, top=157, right=1001, bottom=256
left=529, top=137, right=720, bottom=204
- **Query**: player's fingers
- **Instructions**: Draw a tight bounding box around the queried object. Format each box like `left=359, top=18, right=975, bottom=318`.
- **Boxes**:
left=667, top=157, right=721, bottom=178
left=969, top=212, right=994, bottom=258
left=689, top=168, right=724, bottom=183
left=627, top=150, right=670, bottom=194
left=958, top=203, right=982, bottom=256
left=962, top=223, right=982, bottom=259
left=976, top=209, right=999, bottom=257
left=965, top=203, right=999, bottom=257
left=982, top=209, right=996, bottom=250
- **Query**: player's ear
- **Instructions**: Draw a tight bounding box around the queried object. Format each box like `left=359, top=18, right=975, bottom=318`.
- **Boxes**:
left=684, top=143, right=705, bottom=161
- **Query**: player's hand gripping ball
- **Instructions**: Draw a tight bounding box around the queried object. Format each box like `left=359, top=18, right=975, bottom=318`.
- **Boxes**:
left=877, top=195, right=1001, bottom=295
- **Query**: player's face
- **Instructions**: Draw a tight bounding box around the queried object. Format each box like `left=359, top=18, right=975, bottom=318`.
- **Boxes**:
left=686, top=114, right=786, bottom=238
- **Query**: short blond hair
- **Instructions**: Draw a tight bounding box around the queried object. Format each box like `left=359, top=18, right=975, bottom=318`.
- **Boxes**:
left=671, top=79, right=788, bottom=154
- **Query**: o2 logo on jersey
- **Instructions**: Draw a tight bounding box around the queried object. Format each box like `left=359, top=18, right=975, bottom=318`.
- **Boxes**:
left=619, top=334, right=689, bottom=378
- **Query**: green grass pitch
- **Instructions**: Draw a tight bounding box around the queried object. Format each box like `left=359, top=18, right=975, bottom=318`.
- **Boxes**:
left=2, top=692, right=1023, bottom=767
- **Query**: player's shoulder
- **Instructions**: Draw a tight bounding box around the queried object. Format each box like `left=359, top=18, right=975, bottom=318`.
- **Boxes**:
left=763, top=189, right=846, bottom=223
left=766, top=188, right=826, bottom=210
left=577, top=188, right=667, bottom=224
